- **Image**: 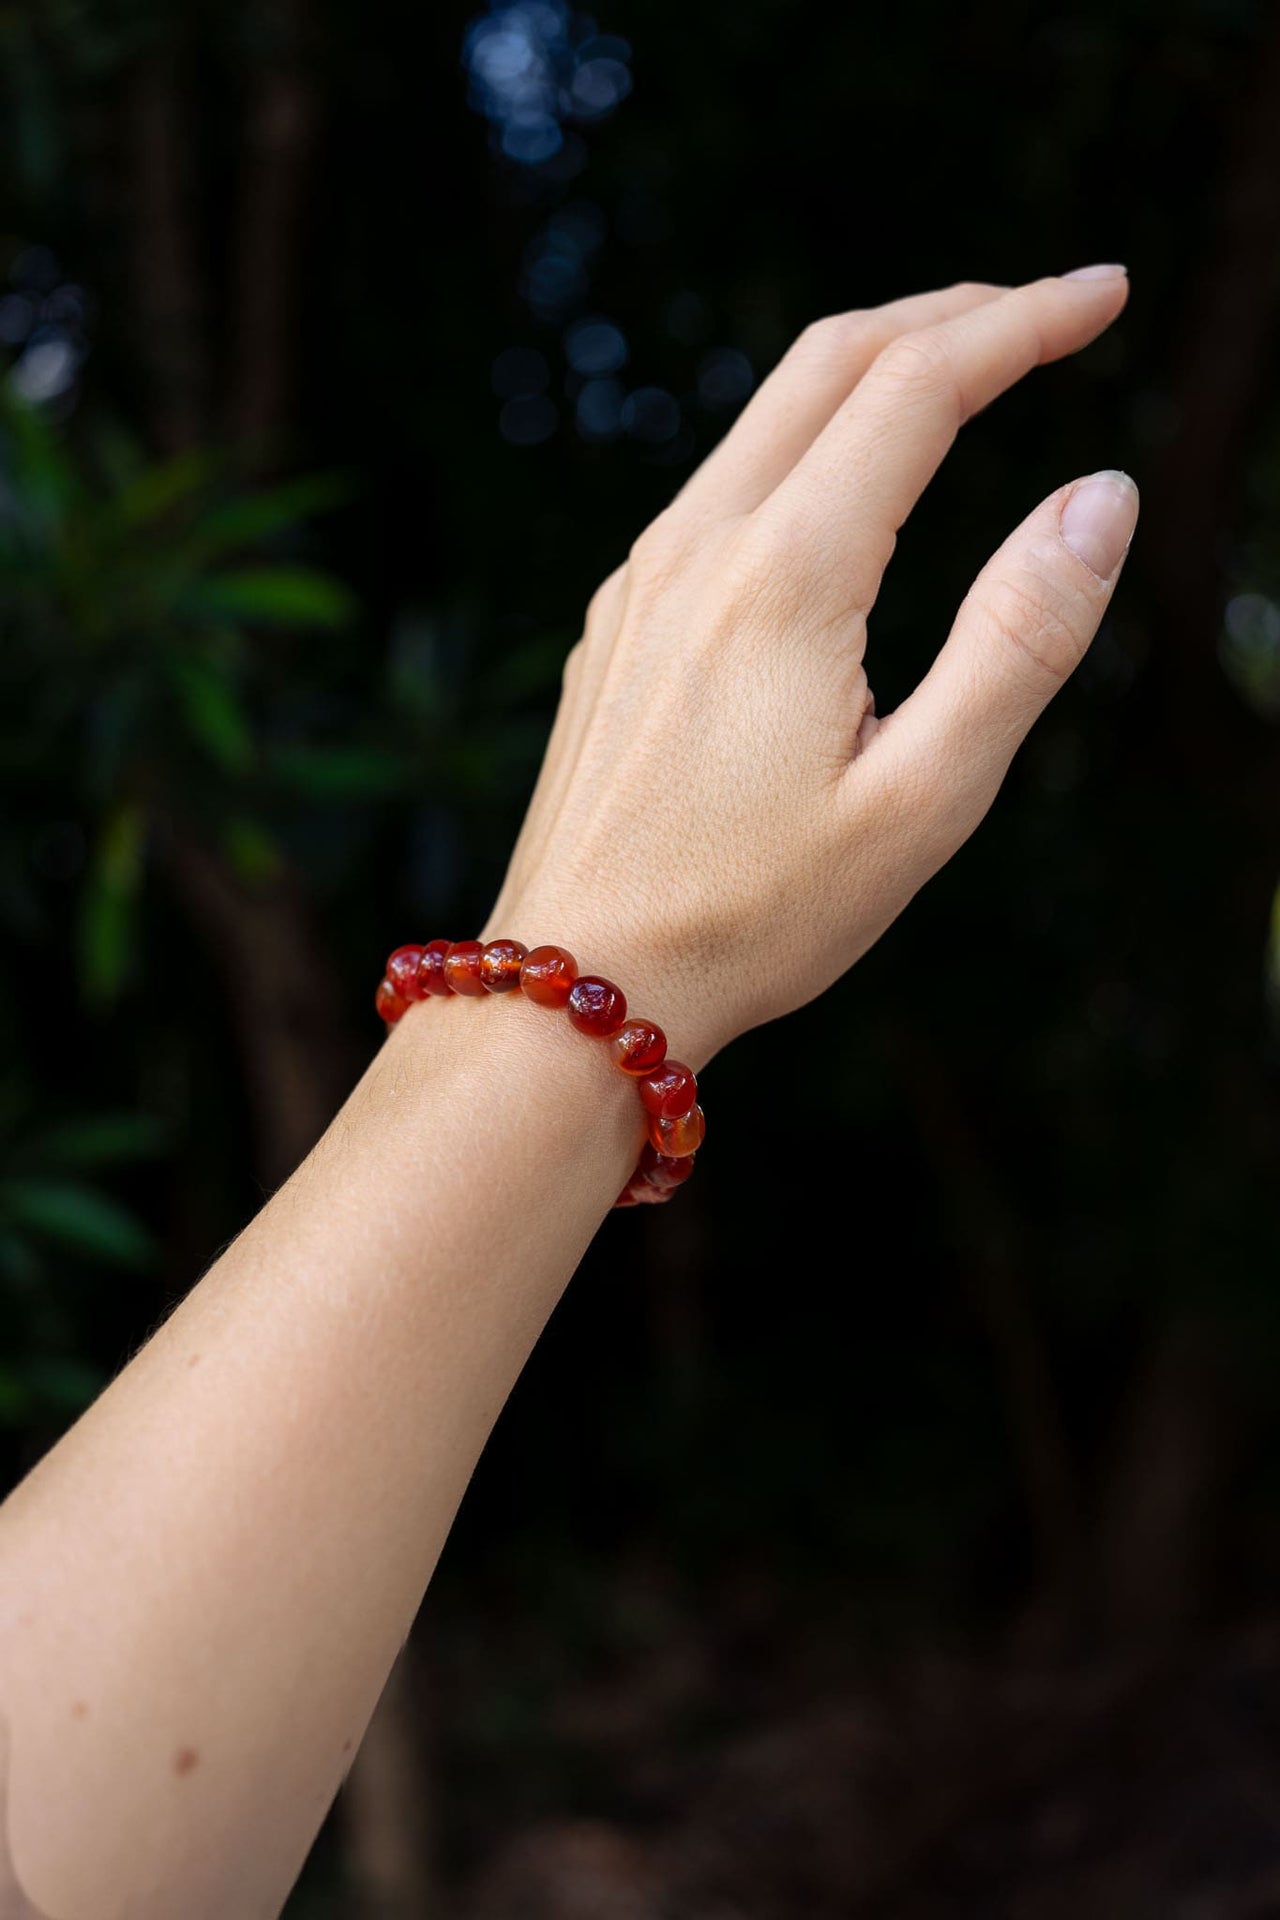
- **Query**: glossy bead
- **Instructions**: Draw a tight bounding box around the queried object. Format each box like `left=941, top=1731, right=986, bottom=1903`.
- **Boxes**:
left=418, top=938, right=454, bottom=997
left=443, top=940, right=487, bottom=996
left=375, top=978, right=408, bottom=1024
left=566, top=975, right=627, bottom=1038
left=638, top=1060, right=697, bottom=1119
left=385, top=945, right=426, bottom=1000
left=520, top=945, right=578, bottom=1008
left=641, top=1147, right=696, bottom=1190
left=615, top=1184, right=644, bottom=1207
left=479, top=939, right=528, bottom=992
left=647, top=1104, right=705, bottom=1159
left=610, top=1020, right=667, bottom=1076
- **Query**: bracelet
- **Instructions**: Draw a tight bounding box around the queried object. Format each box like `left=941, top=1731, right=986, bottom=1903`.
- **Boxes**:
left=374, top=939, right=704, bottom=1209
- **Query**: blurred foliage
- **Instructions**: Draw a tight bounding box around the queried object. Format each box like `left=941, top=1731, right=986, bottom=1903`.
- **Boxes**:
left=1, top=0, right=1279, bottom=1906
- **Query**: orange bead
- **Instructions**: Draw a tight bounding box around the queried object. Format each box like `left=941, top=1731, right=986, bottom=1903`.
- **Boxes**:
left=375, top=978, right=408, bottom=1024
left=567, top=975, right=627, bottom=1037
left=520, top=944, right=578, bottom=1007
left=419, top=938, right=454, bottom=997
left=479, top=939, right=528, bottom=992
left=443, top=940, right=487, bottom=995
left=647, top=1104, right=705, bottom=1159
left=386, top=945, right=426, bottom=1000
left=610, top=1020, right=667, bottom=1076
left=641, top=1147, right=695, bottom=1190
left=638, top=1060, right=697, bottom=1119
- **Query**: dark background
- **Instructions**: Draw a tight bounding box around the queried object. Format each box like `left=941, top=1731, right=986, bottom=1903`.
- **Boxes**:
left=2, top=2, right=1279, bottom=1914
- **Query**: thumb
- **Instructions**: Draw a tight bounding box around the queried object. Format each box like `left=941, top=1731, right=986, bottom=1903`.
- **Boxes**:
left=871, top=468, right=1138, bottom=856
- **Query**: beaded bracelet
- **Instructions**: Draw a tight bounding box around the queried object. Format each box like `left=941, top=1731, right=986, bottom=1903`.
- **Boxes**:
left=375, top=939, right=704, bottom=1209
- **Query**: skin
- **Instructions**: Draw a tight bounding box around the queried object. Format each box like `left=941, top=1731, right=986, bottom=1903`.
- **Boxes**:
left=0, top=270, right=1135, bottom=1919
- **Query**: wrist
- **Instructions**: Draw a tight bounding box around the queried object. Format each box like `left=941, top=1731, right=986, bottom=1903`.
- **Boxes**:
left=477, top=901, right=727, bottom=1072
left=372, top=981, right=645, bottom=1210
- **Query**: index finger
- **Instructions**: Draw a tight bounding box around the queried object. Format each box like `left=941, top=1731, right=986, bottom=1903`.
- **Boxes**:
left=754, top=269, right=1130, bottom=628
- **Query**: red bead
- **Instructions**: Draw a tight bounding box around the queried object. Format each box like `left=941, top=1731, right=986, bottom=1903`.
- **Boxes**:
left=647, top=1105, right=705, bottom=1159
left=520, top=945, right=578, bottom=1007
left=640, top=1147, right=696, bottom=1190
left=479, top=939, right=528, bottom=992
left=610, top=1020, right=667, bottom=1076
left=614, top=1185, right=644, bottom=1207
left=443, top=940, right=487, bottom=996
left=375, top=978, right=408, bottom=1024
left=418, top=938, right=454, bottom=997
left=566, top=975, right=627, bottom=1038
left=638, top=1061, right=697, bottom=1119
left=386, top=945, right=426, bottom=1001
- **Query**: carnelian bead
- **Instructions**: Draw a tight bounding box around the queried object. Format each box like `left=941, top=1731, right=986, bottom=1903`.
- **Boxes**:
left=375, top=978, right=408, bottom=1024
left=610, top=1020, right=667, bottom=1076
left=443, top=940, right=487, bottom=995
left=520, top=945, right=578, bottom=1007
left=566, top=976, right=627, bottom=1037
left=479, top=939, right=528, bottom=992
left=647, top=1104, right=705, bottom=1159
left=386, top=945, right=426, bottom=1000
left=418, top=938, right=454, bottom=997
left=640, top=1146, right=695, bottom=1190
left=638, top=1060, right=697, bottom=1119
left=615, top=1185, right=644, bottom=1207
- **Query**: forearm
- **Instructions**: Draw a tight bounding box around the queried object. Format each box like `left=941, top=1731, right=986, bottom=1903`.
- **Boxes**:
left=0, top=992, right=640, bottom=1918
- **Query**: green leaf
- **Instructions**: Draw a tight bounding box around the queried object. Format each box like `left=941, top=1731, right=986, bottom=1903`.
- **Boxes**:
left=0, top=1178, right=155, bottom=1268
left=34, top=1114, right=167, bottom=1168
left=271, top=744, right=413, bottom=798
left=0, top=389, right=80, bottom=531
left=0, top=1368, right=30, bottom=1423
left=79, top=803, right=145, bottom=1005
left=188, top=473, right=351, bottom=558
left=221, top=817, right=282, bottom=883
left=180, top=567, right=357, bottom=629
left=109, top=447, right=221, bottom=532
left=165, top=654, right=254, bottom=773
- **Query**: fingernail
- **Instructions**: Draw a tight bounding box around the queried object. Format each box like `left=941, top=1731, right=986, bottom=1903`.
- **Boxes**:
left=1061, top=262, right=1128, bottom=281
left=1060, top=469, right=1139, bottom=581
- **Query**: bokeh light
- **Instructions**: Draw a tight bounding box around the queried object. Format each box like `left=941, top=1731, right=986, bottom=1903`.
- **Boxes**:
left=2, top=246, right=90, bottom=409
left=1221, top=591, right=1280, bottom=716
left=463, top=2, right=633, bottom=166
left=620, top=385, right=681, bottom=444
left=574, top=376, right=625, bottom=441
left=697, top=346, right=754, bottom=409
left=563, top=316, right=628, bottom=375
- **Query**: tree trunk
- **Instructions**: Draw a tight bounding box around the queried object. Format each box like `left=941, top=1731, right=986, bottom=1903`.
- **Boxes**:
left=127, top=43, right=210, bottom=454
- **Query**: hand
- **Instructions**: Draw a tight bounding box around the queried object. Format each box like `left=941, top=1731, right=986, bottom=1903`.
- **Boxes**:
left=485, top=270, right=1136, bottom=1066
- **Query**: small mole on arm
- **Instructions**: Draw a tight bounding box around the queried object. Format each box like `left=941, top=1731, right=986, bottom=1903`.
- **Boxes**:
left=187, top=1354, right=201, bottom=1368
left=70, top=1700, right=88, bottom=1719
left=173, top=1746, right=200, bottom=1776
left=341, top=1738, right=353, bottom=1753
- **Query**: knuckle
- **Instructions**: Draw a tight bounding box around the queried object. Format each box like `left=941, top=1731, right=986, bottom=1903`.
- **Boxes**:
left=794, top=310, right=875, bottom=368
left=584, top=563, right=627, bottom=635
left=874, top=329, right=955, bottom=397
left=980, top=569, right=1089, bottom=686
left=627, top=510, right=687, bottom=592
left=560, top=637, right=586, bottom=693
left=718, top=519, right=800, bottom=625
